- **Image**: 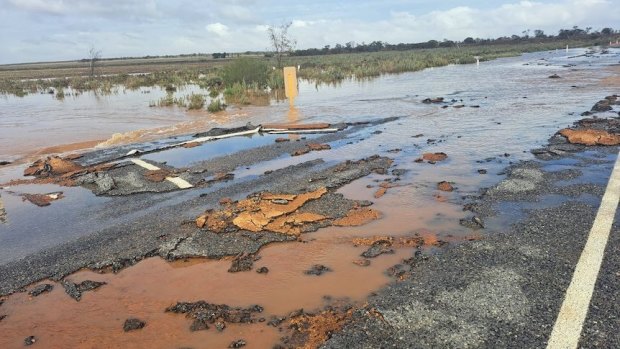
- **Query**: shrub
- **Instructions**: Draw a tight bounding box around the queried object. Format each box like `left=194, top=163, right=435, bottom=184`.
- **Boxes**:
left=222, top=57, right=270, bottom=88
left=187, top=93, right=205, bottom=110
left=158, top=93, right=175, bottom=107
left=207, top=99, right=226, bottom=112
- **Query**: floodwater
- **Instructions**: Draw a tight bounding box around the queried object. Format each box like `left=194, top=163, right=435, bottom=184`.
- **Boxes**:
left=0, top=47, right=619, bottom=348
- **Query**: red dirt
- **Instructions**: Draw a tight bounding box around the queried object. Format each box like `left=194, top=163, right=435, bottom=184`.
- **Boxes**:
left=333, top=208, right=381, bottom=227
left=181, top=142, right=201, bottom=148
left=559, top=128, right=620, bottom=146
left=421, top=152, right=448, bottom=162
left=437, top=181, right=454, bottom=192
left=143, top=170, right=170, bottom=182
left=196, top=188, right=330, bottom=235
left=22, top=192, right=64, bottom=207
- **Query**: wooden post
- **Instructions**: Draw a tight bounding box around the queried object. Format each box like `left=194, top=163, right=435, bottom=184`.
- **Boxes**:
left=283, top=67, right=298, bottom=107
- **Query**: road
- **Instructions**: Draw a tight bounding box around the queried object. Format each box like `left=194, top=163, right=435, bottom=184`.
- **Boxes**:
left=324, top=141, right=620, bottom=348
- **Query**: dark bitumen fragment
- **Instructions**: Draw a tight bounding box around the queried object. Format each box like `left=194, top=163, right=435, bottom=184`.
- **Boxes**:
left=166, top=301, right=264, bottom=332
left=24, top=336, right=36, bottom=346
left=62, top=280, right=106, bottom=301
left=28, top=284, right=53, bottom=297
left=267, top=315, right=286, bottom=327
left=304, top=264, right=332, bottom=276
left=228, top=339, right=247, bottom=348
left=361, top=240, right=395, bottom=258
left=123, top=318, right=146, bottom=332
left=228, top=253, right=254, bottom=273
left=256, top=267, right=269, bottom=274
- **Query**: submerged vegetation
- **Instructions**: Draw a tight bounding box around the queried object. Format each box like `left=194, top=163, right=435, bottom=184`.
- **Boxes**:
left=1, top=25, right=618, bottom=108
left=207, top=98, right=226, bottom=112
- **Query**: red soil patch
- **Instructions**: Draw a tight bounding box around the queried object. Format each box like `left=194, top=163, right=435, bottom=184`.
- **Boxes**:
left=559, top=128, right=620, bottom=146
left=437, top=181, right=454, bottom=192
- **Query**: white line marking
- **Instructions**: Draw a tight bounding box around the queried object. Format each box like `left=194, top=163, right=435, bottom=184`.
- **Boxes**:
left=130, top=159, right=160, bottom=171
left=266, top=128, right=339, bottom=134
left=165, top=176, right=193, bottom=189
left=130, top=159, right=193, bottom=189
left=547, top=152, right=620, bottom=349
left=178, top=126, right=261, bottom=146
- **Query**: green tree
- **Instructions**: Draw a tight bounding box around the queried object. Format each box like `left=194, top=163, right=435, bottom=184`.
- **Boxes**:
left=267, top=22, right=296, bottom=69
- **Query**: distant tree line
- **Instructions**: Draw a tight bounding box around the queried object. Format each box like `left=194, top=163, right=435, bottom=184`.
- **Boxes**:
left=212, top=52, right=228, bottom=59
left=291, top=26, right=618, bottom=56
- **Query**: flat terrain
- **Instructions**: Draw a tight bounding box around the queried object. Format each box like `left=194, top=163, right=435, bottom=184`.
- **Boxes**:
left=0, top=48, right=619, bottom=348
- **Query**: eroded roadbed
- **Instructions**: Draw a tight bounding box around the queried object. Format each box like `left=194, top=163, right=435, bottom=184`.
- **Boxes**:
left=0, top=152, right=394, bottom=295
left=1, top=93, right=619, bottom=347
left=324, top=117, right=620, bottom=348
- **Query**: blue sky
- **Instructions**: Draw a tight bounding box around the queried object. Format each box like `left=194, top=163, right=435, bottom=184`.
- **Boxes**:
left=0, top=0, right=618, bottom=64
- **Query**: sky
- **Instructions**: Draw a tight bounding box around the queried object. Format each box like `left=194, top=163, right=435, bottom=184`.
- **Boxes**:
left=0, top=0, right=618, bottom=64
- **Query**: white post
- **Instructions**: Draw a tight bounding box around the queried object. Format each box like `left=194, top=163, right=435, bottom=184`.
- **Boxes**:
left=474, top=56, right=480, bottom=67
left=566, top=45, right=569, bottom=53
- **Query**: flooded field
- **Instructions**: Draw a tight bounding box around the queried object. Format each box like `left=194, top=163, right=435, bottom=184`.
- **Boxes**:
left=0, top=48, right=619, bottom=348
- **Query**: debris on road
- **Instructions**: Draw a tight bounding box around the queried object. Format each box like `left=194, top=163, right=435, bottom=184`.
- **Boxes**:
left=61, top=279, right=106, bottom=301
left=283, top=307, right=353, bottom=349
left=353, top=259, right=371, bottom=267
left=361, top=240, right=394, bottom=258
left=24, top=156, right=83, bottom=177
left=24, top=336, right=36, bottom=346
left=559, top=128, right=620, bottom=146
left=333, top=207, right=381, bottom=226
left=291, top=143, right=332, bottom=156
left=304, top=264, right=332, bottom=276
left=28, top=284, right=53, bottom=297
left=228, top=253, right=255, bottom=273
left=422, top=97, right=444, bottom=104
left=417, top=152, right=448, bottom=163
left=437, top=181, right=454, bottom=192
left=0, top=194, right=6, bottom=224
left=197, top=187, right=329, bottom=235
left=123, top=318, right=146, bottom=332
left=165, top=301, right=264, bottom=332
left=22, top=192, right=64, bottom=207
left=229, top=339, right=247, bottom=348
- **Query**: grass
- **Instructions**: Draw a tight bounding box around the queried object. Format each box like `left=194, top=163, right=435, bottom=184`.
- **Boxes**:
left=207, top=99, right=226, bottom=112
left=282, top=40, right=602, bottom=85
left=187, top=93, right=205, bottom=110
left=0, top=38, right=611, bottom=103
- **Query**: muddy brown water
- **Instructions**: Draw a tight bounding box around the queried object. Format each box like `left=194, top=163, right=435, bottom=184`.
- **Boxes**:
left=0, top=47, right=619, bottom=348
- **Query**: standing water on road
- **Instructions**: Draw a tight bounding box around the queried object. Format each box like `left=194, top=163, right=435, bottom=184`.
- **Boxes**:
left=0, top=48, right=619, bottom=348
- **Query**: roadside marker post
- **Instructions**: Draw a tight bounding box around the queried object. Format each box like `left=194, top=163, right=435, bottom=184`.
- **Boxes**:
left=284, top=66, right=298, bottom=107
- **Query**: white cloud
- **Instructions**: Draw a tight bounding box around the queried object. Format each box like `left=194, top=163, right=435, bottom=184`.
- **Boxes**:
left=1, top=0, right=619, bottom=63
left=206, top=22, right=229, bottom=36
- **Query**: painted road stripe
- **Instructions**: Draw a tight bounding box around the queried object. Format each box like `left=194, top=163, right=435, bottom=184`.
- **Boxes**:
left=179, top=126, right=261, bottom=146
left=165, top=176, right=193, bottom=189
left=130, top=159, right=160, bottom=171
left=130, top=159, right=193, bottom=189
left=547, top=152, right=620, bottom=349
left=266, top=128, right=339, bottom=134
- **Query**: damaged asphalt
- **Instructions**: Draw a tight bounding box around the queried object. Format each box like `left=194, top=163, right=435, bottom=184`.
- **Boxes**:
left=1, top=88, right=619, bottom=348
left=323, top=118, right=620, bottom=348
left=0, top=130, right=394, bottom=295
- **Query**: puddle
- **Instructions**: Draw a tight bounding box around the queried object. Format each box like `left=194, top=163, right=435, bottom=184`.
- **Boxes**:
left=0, top=184, right=111, bottom=264
left=0, top=233, right=412, bottom=349
left=141, top=132, right=320, bottom=168
left=1, top=47, right=619, bottom=348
